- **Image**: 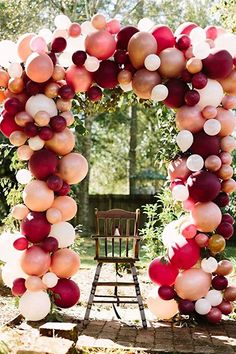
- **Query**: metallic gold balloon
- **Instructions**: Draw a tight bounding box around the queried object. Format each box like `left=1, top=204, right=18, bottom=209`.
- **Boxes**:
left=52, top=65, right=66, bottom=81
left=8, top=78, right=25, bottom=94
left=132, top=69, right=161, bottom=99
left=208, top=234, right=226, bottom=255
left=44, top=82, right=60, bottom=98
left=205, top=155, right=222, bottom=172
left=128, top=32, right=157, bottom=69
left=186, top=58, right=203, bottom=74
left=9, top=131, right=27, bottom=146
left=117, top=70, right=132, bottom=85
left=45, top=128, right=75, bottom=156
left=34, top=111, right=50, bottom=127
left=224, top=286, right=236, bottom=302
left=159, top=48, right=185, bottom=78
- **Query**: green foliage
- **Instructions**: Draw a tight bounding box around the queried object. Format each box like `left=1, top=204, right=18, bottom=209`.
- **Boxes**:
left=214, top=0, right=236, bottom=32
left=0, top=340, right=9, bottom=354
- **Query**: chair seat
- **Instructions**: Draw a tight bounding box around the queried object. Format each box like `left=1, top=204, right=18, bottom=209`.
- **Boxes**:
left=94, top=256, right=139, bottom=263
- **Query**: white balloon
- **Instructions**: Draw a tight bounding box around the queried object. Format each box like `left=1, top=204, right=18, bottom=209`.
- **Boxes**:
left=54, top=15, right=71, bottom=30
left=52, top=29, right=69, bottom=40
left=205, top=290, right=223, bottom=306
left=214, top=34, right=236, bottom=57
left=196, top=79, right=224, bottom=110
left=0, top=40, right=19, bottom=67
left=201, top=257, right=218, bottom=273
left=66, top=36, right=85, bottom=53
left=7, top=62, right=23, bottom=78
left=81, top=21, right=96, bottom=36
left=49, top=221, right=76, bottom=248
left=151, top=84, right=168, bottom=102
left=176, top=130, right=193, bottom=152
left=0, top=231, right=23, bottom=263
left=144, top=54, right=161, bottom=71
left=138, top=18, right=154, bottom=32
left=2, top=259, right=27, bottom=288
left=38, top=28, right=53, bottom=44
left=190, top=27, right=206, bottom=44
left=26, top=94, right=57, bottom=118
left=58, top=52, right=73, bottom=67
left=204, top=119, right=221, bottom=136
left=186, top=154, right=204, bottom=172
left=195, top=298, right=211, bottom=315
left=162, top=220, right=180, bottom=247
left=172, top=184, right=189, bottom=202
left=120, top=82, right=132, bottom=92
left=19, top=291, right=51, bottom=321
left=42, top=272, right=58, bottom=288
left=16, top=169, right=32, bottom=184
left=28, top=136, right=45, bottom=151
left=84, top=56, right=100, bottom=72
left=193, top=41, right=210, bottom=59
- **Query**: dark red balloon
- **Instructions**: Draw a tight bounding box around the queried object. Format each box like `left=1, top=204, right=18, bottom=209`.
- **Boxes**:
left=212, top=275, right=228, bottom=290
left=58, top=85, right=75, bottom=100
left=47, top=51, right=57, bottom=65
left=26, top=80, right=41, bottom=95
left=47, top=174, right=63, bottom=191
left=87, top=86, right=103, bottom=101
left=221, top=213, right=234, bottom=225
left=94, top=60, right=119, bottom=89
left=163, top=79, right=189, bottom=108
left=51, top=278, right=80, bottom=308
left=184, top=90, right=200, bottom=106
left=190, top=131, right=220, bottom=159
left=181, top=69, right=192, bottom=83
left=51, top=37, right=67, bottom=53
left=0, top=114, right=22, bottom=137
left=39, top=126, right=54, bottom=140
left=148, top=257, right=179, bottom=286
left=116, top=26, right=139, bottom=50
left=152, top=25, right=175, bottom=54
left=202, top=50, right=233, bottom=79
left=187, top=171, right=221, bottom=203
left=168, top=239, right=200, bottom=270
left=206, top=308, right=222, bottom=324
left=175, top=22, right=198, bottom=36
left=192, top=72, right=208, bottom=89
left=72, top=50, right=87, bottom=66
left=176, top=34, right=191, bottom=51
left=24, top=122, right=38, bottom=137
left=217, top=300, right=233, bottom=315
left=216, top=222, right=234, bottom=240
left=50, top=115, right=67, bottom=132
left=41, top=236, right=58, bottom=253
left=21, top=212, right=51, bottom=243
left=12, top=278, right=26, bottom=296
left=4, top=97, right=22, bottom=115
left=158, top=285, right=176, bottom=300
left=213, top=192, right=230, bottom=208
left=178, top=299, right=195, bottom=315
left=56, top=181, right=71, bottom=196
left=29, top=149, right=58, bottom=180
left=13, top=237, right=29, bottom=250
left=114, top=50, right=128, bottom=64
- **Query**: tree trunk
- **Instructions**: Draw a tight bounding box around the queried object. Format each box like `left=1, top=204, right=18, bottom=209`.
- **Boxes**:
left=129, top=105, right=137, bottom=195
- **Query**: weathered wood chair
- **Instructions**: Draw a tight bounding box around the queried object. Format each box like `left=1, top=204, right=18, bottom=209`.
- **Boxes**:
left=84, top=208, right=147, bottom=328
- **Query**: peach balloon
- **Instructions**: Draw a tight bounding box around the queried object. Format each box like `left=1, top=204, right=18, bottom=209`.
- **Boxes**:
left=220, top=151, right=233, bottom=165
left=66, top=65, right=93, bottom=93
left=216, top=260, right=233, bottom=276
left=175, top=268, right=211, bottom=301
left=216, top=107, right=236, bottom=137
left=201, top=105, right=218, bottom=119
left=34, top=111, right=50, bottom=127
left=25, top=276, right=46, bottom=291
left=8, top=78, right=24, bottom=94
left=23, top=180, right=54, bottom=212
left=221, top=136, right=236, bottom=153
left=128, top=32, right=157, bottom=69
left=221, top=178, right=236, bottom=193
left=217, top=164, right=234, bottom=180
left=176, top=105, right=205, bottom=133
left=91, top=14, right=106, bottom=30
left=26, top=53, right=54, bottom=83
left=9, top=131, right=27, bottom=146
left=17, top=33, right=35, bottom=61
left=12, top=204, right=29, bottom=220
left=118, top=70, right=132, bottom=85
left=50, top=248, right=80, bottom=278
left=46, top=208, right=62, bottom=224
left=44, top=82, right=60, bottom=98
left=0, top=69, right=10, bottom=87
left=21, top=246, right=51, bottom=276
left=56, top=98, right=72, bottom=112
left=159, top=48, right=185, bottom=78
left=58, top=153, right=88, bottom=184
left=219, top=69, right=236, bottom=96
left=186, top=58, right=202, bottom=74
left=51, top=196, right=77, bottom=221
left=60, top=111, right=75, bottom=126
left=45, top=128, right=75, bottom=156
left=191, top=202, right=222, bottom=232
left=52, top=65, right=65, bottom=81
left=132, top=69, right=161, bottom=99
left=17, top=145, right=34, bottom=161
left=15, top=111, right=33, bottom=127
left=205, top=155, right=222, bottom=172
left=85, top=30, right=116, bottom=60
left=222, top=95, right=236, bottom=110
left=147, top=287, right=178, bottom=320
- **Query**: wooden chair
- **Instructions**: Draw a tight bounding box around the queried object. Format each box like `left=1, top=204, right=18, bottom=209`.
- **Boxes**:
left=84, top=208, right=147, bottom=328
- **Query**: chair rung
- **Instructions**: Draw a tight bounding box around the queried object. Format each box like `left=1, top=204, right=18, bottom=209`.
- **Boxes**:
left=94, top=295, right=137, bottom=298
left=93, top=282, right=136, bottom=286
left=92, top=300, right=139, bottom=304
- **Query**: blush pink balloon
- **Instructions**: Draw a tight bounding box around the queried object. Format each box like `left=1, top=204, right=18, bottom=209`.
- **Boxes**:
left=176, top=105, right=205, bottom=133
left=195, top=233, right=209, bottom=247
left=191, top=202, right=222, bottom=232
left=66, top=65, right=93, bottom=93
left=168, top=156, right=191, bottom=182
left=21, top=245, right=51, bottom=276
left=85, top=30, right=116, bottom=60
left=222, top=95, right=236, bottom=110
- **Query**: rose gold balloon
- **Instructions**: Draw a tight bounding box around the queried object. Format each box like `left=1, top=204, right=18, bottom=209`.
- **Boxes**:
left=25, top=276, right=46, bottom=291
left=220, top=136, right=236, bottom=153
left=50, top=248, right=80, bottom=278
left=224, top=286, right=236, bottom=302
left=208, top=234, right=225, bottom=255
left=26, top=53, right=54, bottom=83
left=91, top=14, right=106, bottom=30
left=168, top=156, right=191, bottom=181
left=15, top=111, right=33, bottom=127
left=221, top=178, right=236, bottom=193
left=175, top=268, right=211, bottom=301
left=56, top=98, right=72, bottom=112
left=195, top=233, right=209, bottom=248
left=217, top=164, right=234, bottom=180
left=8, top=78, right=24, bottom=94
left=17, top=145, right=34, bottom=161
left=201, top=105, right=217, bottom=119
left=66, top=65, right=93, bottom=93
left=12, top=204, right=29, bottom=220
left=0, top=69, right=10, bottom=87
left=45, top=128, right=75, bottom=156
left=159, top=48, right=185, bottom=78
left=176, top=105, right=205, bottom=133
left=186, top=58, right=203, bottom=74
left=52, top=65, right=65, bottom=81
left=222, top=95, right=236, bottom=110
left=9, top=131, right=27, bottom=146
left=60, top=111, right=74, bottom=126
left=17, top=33, right=35, bottom=61
left=46, top=208, right=62, bottom=224
left=219, top=70, right=236, bottom=96
left=205, top=155, right=222, bottom=172
left=23, top=180, right=54, bottom=212
left=184, top=46, right=194, bottom=59
left=118, top=70, right=132, bottom=85
left=132, top=69, right=161, bottom=99
left=216, top=107, right=236, bottom=137
left=191, top=202, right=222, bottom=232
left=58, top=153, right=88, bottom=184
left=216, top=260, right=233, bottom=276
left=219, top=152, right=233, bottom=165
left=51, top=196, right=77, bottom=221
left=44, top=82, right=60, bottom=98
left=21, top=245, right=51, bottom=276
left=34, top=111, right=50, bottom=127
left=128, top=32, right=157, bottom=69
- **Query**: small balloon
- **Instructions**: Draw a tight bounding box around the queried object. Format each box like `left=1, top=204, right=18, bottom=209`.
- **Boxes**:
left=176, top=130, right=193, bottom=152
left=201, top=257, right=218, bottom=273
left=186, top=154, right=204, bottom=172
left=204, top=119, right=221, bottom=136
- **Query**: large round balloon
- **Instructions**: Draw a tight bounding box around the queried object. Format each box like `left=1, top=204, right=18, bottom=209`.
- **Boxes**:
left=23, top=180, right=54, bottom=212
left=168, top=238, right=200, bottom=270
left=25, top=94, right=57, bottom=118
left=158, top=48, right=185, bottom=78
left=219, top=69, right=236, bottom=96
left=94, top=60, right=119, bottom=89
left=49, top=221, right=75, bottom=248
left=176, top=105, right=205, bottom=133
left=21, top=212, right=51, bottom=243
left=19, top=290, right=51, bottom=321
left=175, top=268, right=211, bottom=301
left=17, top=33, right=35, bottom=61
left=163, top=79, right=188, bottom=108
left=116, top=26, right=139, bottom=50
left=66, top=65, right=93, bottom=93
left=147, top=287, right=178, bottom=320
left=216, top=107, right=236, bottom=137
left=127, top=32, right=157, bottom=69
left=58, top=153, right=88, bottom=184
left=29, top=149, right=58, bottom=180
left=51, top=278, right=80, bottom=308
left=152, top=25, right=175, bottom=53
left=190, top=131, right=220, bottom=159
left=196, top=79, right=224, bottom=110
left=132, top=69, right=161, bottom=99
left=26, top=53, right=54, bottom=83
left=187, top=171, right=221, bottom=203
left=85, top=30, right=116, bottom=60
left=148, top=257, right=179, bottom=286
left=191, top=202, right=222, bottom=232
left=50, top=248, right=80, bottom=278
left=45, top=128, right=75, bottom=156
left=168, top=156, right=191, bottom=181
left=202, top=50, right=233, bottom=79
left=51, top=196, right=77, bottom=221
left=21, top=245, right=51, bottom=276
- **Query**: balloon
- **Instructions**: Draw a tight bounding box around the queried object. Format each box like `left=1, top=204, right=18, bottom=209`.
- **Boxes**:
left=2, top=259, right=27, bottom=287
left=191, top=202, right=222, bottom=232
left=128, top=32, right=157, bottom=69
left=212, top=275, right=228, bottom=290
left=176, top=105, right=205, bottom=133
left=19, top=290, right=51, bottom=321
left=217, top=300, right=233, bottom=315
left=172, top=184, right=189, bottom=202
left=28, top=136, right=45, bottom=151
left=219, top=69, right=236, bottom=96
left=192, top=73, right=208, bottom=89
left=61, top=111, right=75, bottom=126
left=0, top=115, right=22, bottom=138
left=205, top=155, right=222, bottom=172
left=180, top=222, right=197, bottom=239
left=158, top=48, right=185, bottom=78
left=202, top=105, right=218, bottom=119
left=13, top=237, right=29, bottom=251
left=23, top=180, right=54, bottom=212
left=21, top=212, right=51, bottom=243
left=187, top=171, right=221, bottom=203
left=216, top=260, right=233, bottom=276
left=216, top=107, right=236, bottom=137
left=144, top=54, right=161, bottom=71
left=195, top=233, right=209, bottom=248
left=186, top=58, right=203, bottom=74
left=30, top=35, right=47, bottom=53
left=219, top=152, right=232, bottom=165
left=21, top=245, right=51, bottom=276
left=201, top=257, right=218, bottom=273
left=202, top=50, right=233, bottom=79
left=220, top=136, right=236, bottom=153
left=66, top=65, right=93, bottom=92
left=51, top=278, right=80, bottom=308
left=148, top=257, right=179, bottom=286
left=161, top=220, right=181, bottom=247
left=221, top=213, right=234, bottom=225
left=25, top=276, right=46, bottom=291
left=168, top=156, right=191, bottom=181
left=49, top=221, right=75, bottom=248
left=158, top=285, right=176, bottom=300
left=117, top=70, right=132, bottom=85
left=192, top=41, right=210, bottom=60
left=195, top=299, right=211, bottom=315
left=204, top=119, right=221, bottom=136
left=190, top=131, right=220, bottom=159
left=58, top=153, right=88, bottom=184
left=69, top=23, right=81, bottom=37
left=168, top=238, right=200, bottom=270
left=221, top=179, right=236, bottom=194
left=0, top=69, right=10, bottom=87
left=94, top=60, right=119, bottom=89
left=0, top=232, right=23, bottom=263
left=54, top=14, right=71, bottom=29
left=15, top=111, right=33, bottom=127
left=216, top=222, right=234, bottom=240
left=178, top=299, right=195, bottom=315
left=26, top=94, right=57, bottom=118
left=12, top=204, right=29, bottom=220
left=17, top=33, right=35, bottom=61
left=196, top=79, right=224, bottom=110
left=164, top=79, right=188, bottom=108
left=12, top=278, right=26, bottom=296
left=224, top=286, right=236, bottom=302
left=208, top=234, right=226, bottom=254
left=87, top=86, right=103, bottom=101
left=184, top=90, right=200, bottom=106
left=106, top=19, right=121, bottom=34
left=51, top=196, right=77, bottom=221
left=50, top=248, right=80, bottom=278
left=206, top=308, right=222, bottom=324
left=42, top=272, right=58, bottom=288
left=26, top=53, right=54, bottom=83
left=151, top=25, right=175, bottom=53
left=174, top=268, right=211, bottom=301
left=45, top=128, right=75, bottom=156
left=41, top=237, right=58, bottom=253
left=186, top=155, right=204, bottom=172
left=132, top=69, right=161, bottom=99
left=176, top=34, right=191, bottom=51
left=116, top=26, right=139, bottom=50
left=147, top=287, right=178, bottom=320
left=9, top=131, right=27, bottom=146
left=29, top=149, right=58, bottom=180
left=85, top=30, right=116, bottom=60
left=205, top=289, right=223, bottom=306
left=46, top=208, right=62, bottom=224
left=151, top=84, right=168, bottom=102
left=34, top=111, right=50, bottom=127
left=84, top=56, right=100, bottom=72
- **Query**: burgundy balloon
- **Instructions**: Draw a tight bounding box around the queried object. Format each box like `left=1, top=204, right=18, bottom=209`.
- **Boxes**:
left=26, top=80, right=41, bottom=95
left=51, top=37, right=67, bottom=53
left=116, top=26, right=139, bottom=50
left=58, top=85, right=75, bottom=100
left=213, top=192, right=230, bottom=208
left=47, top=174, right=63, bottom=191
left=47, top=51, right=57, bottom=65
left=13, top=237, right=29, bottom=250
left=0, top=114, right=22, bottom=137
left=51, top=278, right=80, bottom=308
left=176, top=34, right=191, bottom=51
left=94, top=60, right=119, bottom=89
left=206, top=308, right=222, bottom=324
left=212, top=275, right=228, bottom=290
left=41, top=236, right=59, bottom=253
left=192, top=72, right=208, bottom=89
left=216, top=222, right=234, bottom=240
left=21, top=211, right=51, bottom=243
left=4, top=97, right=22, bottom=115
left=12, top=278, right=26, bottom=296
left=24, top=122, right=38, bottom=137
left=221, top=213, right=234, bottom=225
left=178, top=299, right=195, bottom=315
left=114, top=50, right=128, bottom=65
left=50, top=115, right=67, bottom=132
left=181, top=69, right=192, bottom=83
left=202, top=49, right=233, bottom=79
left=217, top=300, right=233, bottom=315
left=72, top=50, right=87, bottom=66
left=87, top=86, right=103, bottom=102
left=168, top=239, right=200, bottom=270
left=187, top=170, right=221, bottom=203
left=184, top=90, right=200, bottom=106
left=56, top=181, right=71, bottom=196
left=152, top=25, right=175, bottom=53
left=158, top=285, right=176, bottom=300
left=29, top=148, right=58, bottom=180
left=190, top=131, right=220, bottom=159
left=163, top=79, right=189, bottom=108
left=39, top=126, right=54, bottom=140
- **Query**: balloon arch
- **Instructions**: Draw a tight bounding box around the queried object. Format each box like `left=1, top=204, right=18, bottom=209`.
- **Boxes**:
left=0, top=14, right=236, bottom=324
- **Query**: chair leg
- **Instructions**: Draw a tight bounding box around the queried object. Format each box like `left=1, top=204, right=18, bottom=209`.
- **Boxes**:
left=130, top=263, right=147, bottom=329
left=84, top=262, right=103, bottom=325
